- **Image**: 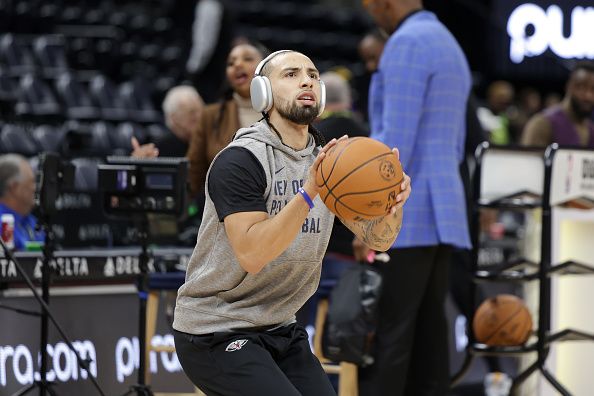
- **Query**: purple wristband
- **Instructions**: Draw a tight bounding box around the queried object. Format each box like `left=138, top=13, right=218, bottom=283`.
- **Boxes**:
left=298, top=187, right=314, bottom=209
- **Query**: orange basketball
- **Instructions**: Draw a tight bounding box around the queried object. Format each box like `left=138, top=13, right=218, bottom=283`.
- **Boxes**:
left=473, top=294, right=533, bottom=346
left=315, top=137, right=403, bottom=221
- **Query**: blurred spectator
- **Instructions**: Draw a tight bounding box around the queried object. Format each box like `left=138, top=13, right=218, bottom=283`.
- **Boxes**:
left=521, top=61, right=594, bottom=148
left=187, top=43, right=265, bottom=197
left=0, top=154, right=44, bottom=251
left=518, top=87, right=542, bottom=116
left=513, top=87, right=542, bottom=133
left=132, top=85, right=205, bottom=158
left=358, top=29, right=387, bottom=74
left=360, top=0, right=471, bottom=395
left=544, top=92, right=562, bottom=109
left=354, top=29, right=387, bottom=122
left=477, top=80, right=517, bottom=145
left=184, top=0, right=236, bottom=103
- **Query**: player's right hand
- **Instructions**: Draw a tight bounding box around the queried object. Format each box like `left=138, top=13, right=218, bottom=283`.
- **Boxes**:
left=302, top=134, right=348, bottom=197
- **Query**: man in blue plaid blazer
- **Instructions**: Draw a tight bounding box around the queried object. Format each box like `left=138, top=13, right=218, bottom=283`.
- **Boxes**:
left=360, top=0, right=471, bottom=395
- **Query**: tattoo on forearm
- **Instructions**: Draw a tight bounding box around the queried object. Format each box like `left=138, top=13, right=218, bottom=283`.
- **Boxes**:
left=351, top=210, right=402, bottom=249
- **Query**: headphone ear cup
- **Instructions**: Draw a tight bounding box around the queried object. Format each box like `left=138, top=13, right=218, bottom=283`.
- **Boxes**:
left=250, top=76, right=273, bottom=113
left=317, top=79, right=326, bottom=116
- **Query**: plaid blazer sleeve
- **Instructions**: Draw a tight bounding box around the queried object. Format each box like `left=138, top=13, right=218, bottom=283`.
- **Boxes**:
left=371, top=34, right=431, bottom=169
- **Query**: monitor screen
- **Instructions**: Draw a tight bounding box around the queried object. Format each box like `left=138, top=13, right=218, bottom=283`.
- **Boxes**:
left=145, top=173, right=174, bottom=190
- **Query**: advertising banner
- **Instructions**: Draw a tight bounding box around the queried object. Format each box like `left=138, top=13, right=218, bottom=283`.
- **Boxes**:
left=491, top=1, right=593, bottom=80
left=0, top=289, right=194, bottom=395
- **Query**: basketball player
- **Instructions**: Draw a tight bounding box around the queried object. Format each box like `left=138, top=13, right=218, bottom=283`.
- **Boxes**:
left=172, top=50, right=411, bottom=395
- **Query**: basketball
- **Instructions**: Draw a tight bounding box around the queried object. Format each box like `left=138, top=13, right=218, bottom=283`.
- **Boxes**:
left=315, top=137, right=403, bottom=221
left=472, top=294, right=533, bottom=346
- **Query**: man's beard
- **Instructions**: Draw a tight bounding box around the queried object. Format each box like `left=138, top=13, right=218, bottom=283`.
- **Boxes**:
left=569, top=96, right=594, bottom=120
left=276, top=97, right=319, bottom=125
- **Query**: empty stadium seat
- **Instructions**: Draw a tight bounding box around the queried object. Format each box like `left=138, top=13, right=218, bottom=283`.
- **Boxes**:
left=88, top=121, right=114, bottom=155
left=58, top=5, right=83, bottom=25
left=67, top=37, right=95, bottom=70
left=83, top=7, right=106, bottom=26
left=11, top=1, right=38, bottom=34
left=116, top=121, right=147, bottom=147
left=0, top=123, right=38, bottom=156
left=31, top=124, right=66, bottom=152
left=0, top=70, right=18, bottom=114
left=33, top=35, right=69, bottom=77
left=112, top=122, right=135, bottom=152
left=94, top=38, right=119, bottom=77
left=119, top=79, right=161, bottom=124
left=146, top=123, right=169, bottom=143
left=15, top=74, right=62, bottom=119
left=54, top=72, right=100, bottom=120
left=0, top=34, right=36, bottom=76
left=61, top=120, right=110, bottom=157
left=89, top=75, right=129, bottom=122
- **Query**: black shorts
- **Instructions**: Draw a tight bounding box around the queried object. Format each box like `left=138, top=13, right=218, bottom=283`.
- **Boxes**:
left=173, top=323, right=336, bottom=396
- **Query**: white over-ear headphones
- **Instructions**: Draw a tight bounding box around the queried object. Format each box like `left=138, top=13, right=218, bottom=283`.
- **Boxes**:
left=250, top=50, right=326, bottom=116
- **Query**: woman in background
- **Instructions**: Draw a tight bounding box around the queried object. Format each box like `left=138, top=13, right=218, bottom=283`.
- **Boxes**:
left=187, top=42, right=267, bottom=197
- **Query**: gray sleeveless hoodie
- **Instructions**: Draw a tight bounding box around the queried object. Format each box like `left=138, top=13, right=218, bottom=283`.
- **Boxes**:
left=173, top=121, right=335, bottom=335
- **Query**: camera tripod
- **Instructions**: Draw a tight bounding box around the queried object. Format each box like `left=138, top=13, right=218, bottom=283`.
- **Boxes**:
left=121, top=218, right=153, bottom=396
left=0, top=219, right=105, bottom=396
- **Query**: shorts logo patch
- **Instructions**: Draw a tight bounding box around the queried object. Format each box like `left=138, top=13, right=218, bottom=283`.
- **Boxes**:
left=225, top=339, right=248, bottom=352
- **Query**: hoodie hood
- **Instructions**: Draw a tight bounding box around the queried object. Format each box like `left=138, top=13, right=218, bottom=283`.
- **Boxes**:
left=233, top=120, right=318, bottom=161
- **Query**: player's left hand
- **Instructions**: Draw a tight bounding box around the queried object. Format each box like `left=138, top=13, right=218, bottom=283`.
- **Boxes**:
left=131, top=137, right=159, bottom=158
left=391, top=147, right=411, bottom=212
